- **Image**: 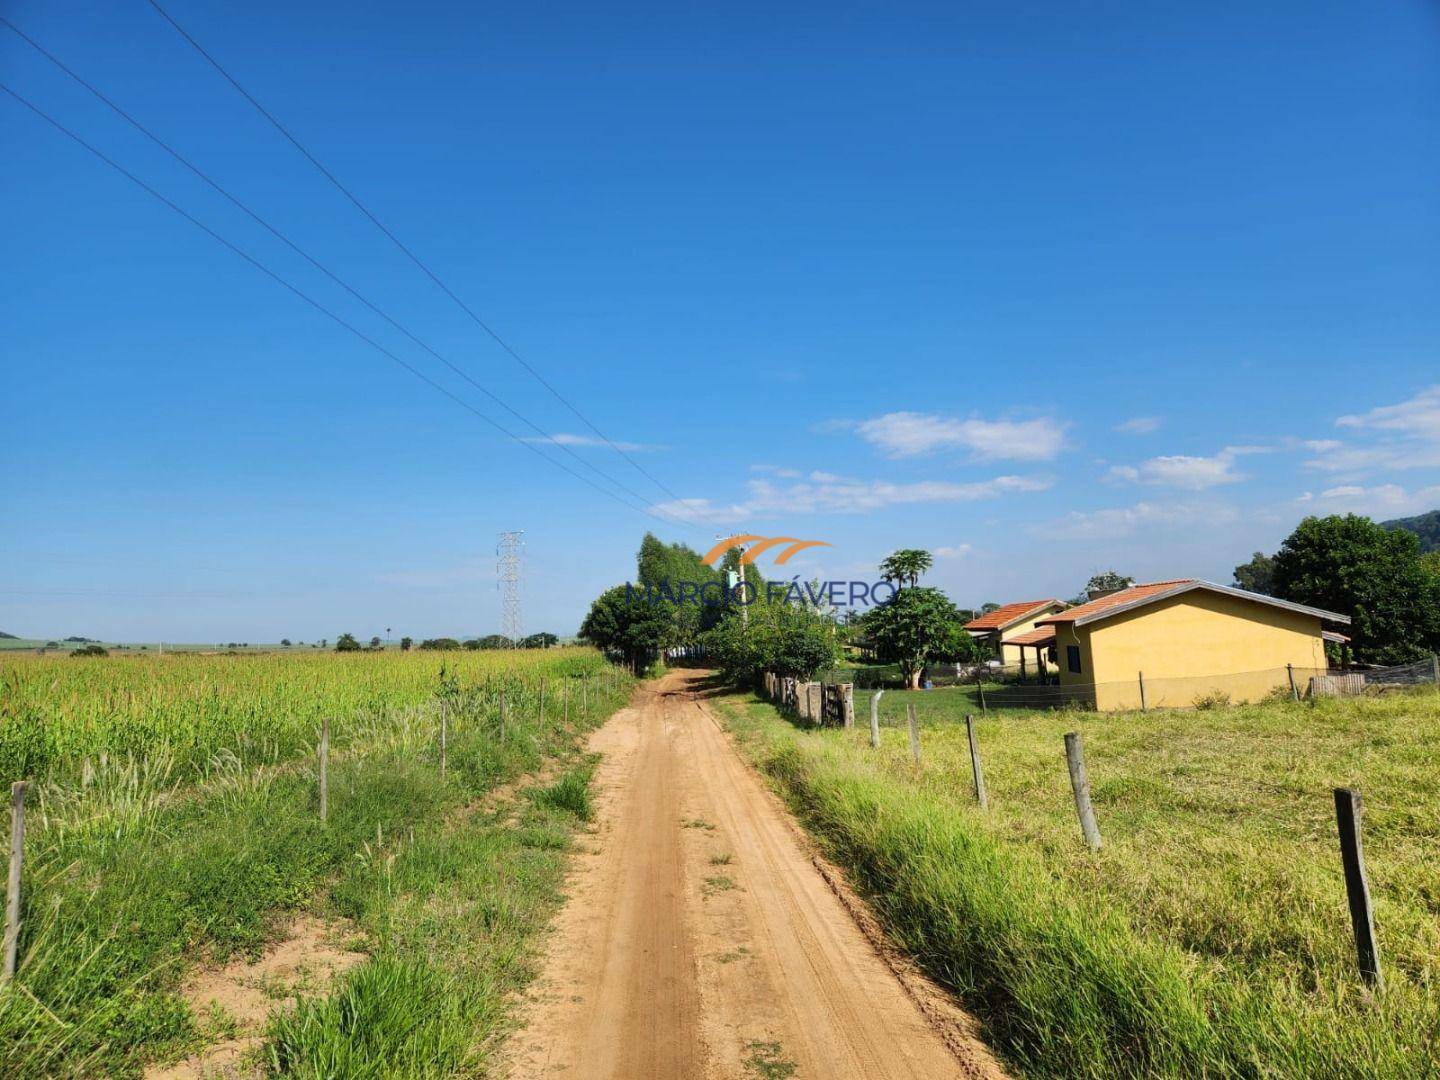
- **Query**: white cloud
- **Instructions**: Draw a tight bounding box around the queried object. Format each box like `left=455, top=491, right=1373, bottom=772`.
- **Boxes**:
left=1051, top=500, right=1242, bottom=540
left=850, top=411, right=1066, bottom=461
left=653, top=472, right=1051, bottom=522
left=1306, top=386, right=1440, bottom=476
left=934, top=544, right=973, bottom=558
left=520, top=432, right=659, bottom=452
left=1300, top=482, right=1440, bottom=518
left=1106, top=446, right=1265, bottom=490
left=1336, top=385, right=1440, bottom=438
left=1115, top=416, right=1161, bottom=434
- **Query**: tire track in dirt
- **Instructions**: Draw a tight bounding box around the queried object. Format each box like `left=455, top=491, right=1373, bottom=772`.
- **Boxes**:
left=507, top=670, right=1006, bottom=1079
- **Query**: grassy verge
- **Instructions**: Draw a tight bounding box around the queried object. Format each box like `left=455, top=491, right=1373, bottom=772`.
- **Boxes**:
left=713, top=684, right=1440, bottom=1078
left=0, top=656, right=628, bottom=1078
left=266, top=762, right=598, bottom=1077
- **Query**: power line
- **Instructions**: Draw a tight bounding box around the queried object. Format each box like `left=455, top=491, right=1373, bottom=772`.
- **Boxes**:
left=0, top=16, right=700, bottom=536
left=0, top=80, right=692, bottom=533
left=143, top=0, right=692, bottom=511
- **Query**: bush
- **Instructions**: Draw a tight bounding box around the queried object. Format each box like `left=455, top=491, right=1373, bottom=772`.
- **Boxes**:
left=419, top=638, right=463, bottom=651
left=334, top=633, right=362, bottom=652
left=1191, top=689, right=1232, bottom=710
left=69, top=644, right=109, bottom=657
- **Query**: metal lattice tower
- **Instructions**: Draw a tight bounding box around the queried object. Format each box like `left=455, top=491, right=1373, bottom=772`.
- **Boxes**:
left=497, top=530, right=524, bottom=646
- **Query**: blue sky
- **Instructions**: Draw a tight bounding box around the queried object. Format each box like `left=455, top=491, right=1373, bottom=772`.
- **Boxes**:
left=4, top=0, right=1439, bottom=642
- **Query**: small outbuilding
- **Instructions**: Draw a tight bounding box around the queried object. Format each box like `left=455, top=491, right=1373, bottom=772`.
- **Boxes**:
left=1034, top=579, right=1350, bottom=710
left=964, top=599, right=1067, bottom=668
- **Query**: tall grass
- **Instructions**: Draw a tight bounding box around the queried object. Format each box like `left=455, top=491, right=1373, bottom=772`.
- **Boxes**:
left=0, top=648, right=629, bottom=1078
left=717, top=686, right=1440, bottom=1077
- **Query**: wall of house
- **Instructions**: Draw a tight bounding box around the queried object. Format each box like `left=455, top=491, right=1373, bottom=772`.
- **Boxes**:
left=1052, top=622, right=1097, bottom=705
left=1060, top=591, right=1330, bottom=710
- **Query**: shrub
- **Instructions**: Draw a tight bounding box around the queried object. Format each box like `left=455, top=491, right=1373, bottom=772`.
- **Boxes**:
left=69, top=643, right=109, bottom=657
left=1191, top=689, right=1232, bottom=710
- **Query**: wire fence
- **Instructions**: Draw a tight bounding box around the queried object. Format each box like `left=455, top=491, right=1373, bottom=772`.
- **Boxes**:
left=828, top=657, right=1440, bottom=713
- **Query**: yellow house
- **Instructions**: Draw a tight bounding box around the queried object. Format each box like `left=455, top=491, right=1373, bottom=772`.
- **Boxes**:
left=1035, top=579, right=1349, bottom=711
left=964, top=599, right=1067, bottom=669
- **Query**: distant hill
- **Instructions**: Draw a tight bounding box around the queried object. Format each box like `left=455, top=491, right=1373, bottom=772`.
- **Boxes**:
left=1382, top=509, right=1440, bottom=553
left=0, top=631, right=16, bottom=639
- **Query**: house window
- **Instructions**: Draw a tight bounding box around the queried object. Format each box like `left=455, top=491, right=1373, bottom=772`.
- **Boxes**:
left=1066, top=645, right=1082, bottom=674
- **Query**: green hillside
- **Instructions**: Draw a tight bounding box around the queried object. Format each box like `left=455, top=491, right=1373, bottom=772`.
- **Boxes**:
left=1382, top=509, right=1440, bottom=552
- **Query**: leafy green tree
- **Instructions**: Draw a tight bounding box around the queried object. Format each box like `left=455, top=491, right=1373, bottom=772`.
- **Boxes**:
left=369, top=636, right=381, bottom=649
left=521, top=632, right=559, bottom=648
left=701, top=601, right=842, bottom=685
left=1232, top=552, right=1276, bottom=596
left=69, top=643, right=109, bottom=657
left=862, top=587, right=967, bottom=688
left=1082, top=570, right=1134, bottom=597
left=579, top=585, right=676, bottom=671
left=879, top=549, right=934, bottom=589
left=334, top=633, right=361, bottom=652
left=418, top=637, right=463, bottom=651
left=280, top=638, right=292, bottom=647
left=1271, top=514, right=1440, bottom=664
left=400, top=636, right=413, bottom=651
left=1421, top=550, right=1440, bottom=579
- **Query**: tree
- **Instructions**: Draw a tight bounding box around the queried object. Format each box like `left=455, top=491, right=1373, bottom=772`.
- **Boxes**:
left=419, top=637, right=463, bottom=651
left=280, top=638, right=292, bottom=647
left=579, top=585, right=675, bottom=671
left=335, top=633, right=362, bottom=652
left=1271, top=514, right=1440, bottom=664
left=1421, top=550, right=1440, bottom=579
left=521, top=632, right=559, bottom=649
left=701, top=601, right=842, bottom=685
left=1082, top=571, right=1134, bottom=597
left=1232, top=552, right=1276, bottom=596
left=69, top=643, right=109, bottom=657
left=369, top=636, right=382, bottom=649
left=862, top=587, right=967, bottom=689
left=979, top=601, right=1000, bottom=614
left=400, top=636, right=413, bottom=651
left=879, top=549, right=934, bottom=589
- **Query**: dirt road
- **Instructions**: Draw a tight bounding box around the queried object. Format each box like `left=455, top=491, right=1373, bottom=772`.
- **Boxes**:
left=507, top=670, right=1005, bottom=1079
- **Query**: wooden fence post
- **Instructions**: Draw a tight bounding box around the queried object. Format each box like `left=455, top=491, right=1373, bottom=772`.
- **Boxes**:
left=965, top=714, right=988, bottom=810
left=906, top=704, right=922, bottom=766
left=1138, top=671, right=1147, bottom=711
left=1287, top=663, right=1300, bottom=702
left=1064, top=732, right=1101, bottom=850
left=870, top=690, right=883, bottom=749
left=842, top=683, right=855, bottom=730
left=1334, top=787, right=1383, bottom=989
left=318, top=718, right=330, bottom=824
left=3, top=781, right=26, bottom=983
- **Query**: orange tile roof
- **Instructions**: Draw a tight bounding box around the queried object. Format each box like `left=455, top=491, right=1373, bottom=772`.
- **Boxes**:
left=1004, top=625, right=1056, bottom=647
left=1036, top=579, right=1351, bottom=628
left=1038, top=580, right=1195, bottom=625
left=964, top=599, right=1063, bottom=632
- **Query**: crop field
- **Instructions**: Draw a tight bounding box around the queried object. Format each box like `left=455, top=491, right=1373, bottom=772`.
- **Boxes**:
left=0, top=647, right=631, bottom=1078
left=716, top=683, right=1440, bottom=1078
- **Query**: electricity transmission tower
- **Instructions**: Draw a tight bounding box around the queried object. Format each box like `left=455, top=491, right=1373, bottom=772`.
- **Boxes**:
left=497, top=531, right=524, bottom=646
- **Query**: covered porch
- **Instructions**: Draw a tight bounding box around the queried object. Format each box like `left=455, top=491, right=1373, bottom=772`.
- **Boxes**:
left=1002, top=625, right=1056, bottom=683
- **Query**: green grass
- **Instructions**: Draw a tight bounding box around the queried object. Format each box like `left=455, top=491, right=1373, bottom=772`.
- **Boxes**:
left=715, top=682, right=1440, bottom=1078
left=0, top=650, right=630, bottom=1078
left=527, top=761, right=597, bottom=822
left=268, top=782, right=591, bottom=1078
